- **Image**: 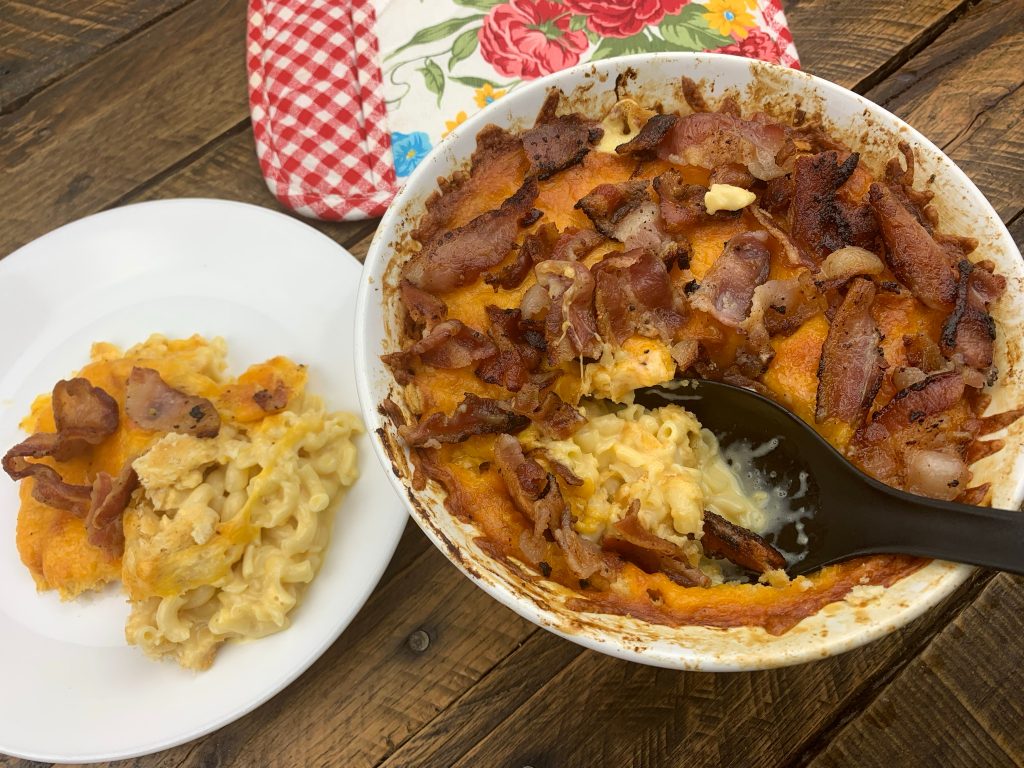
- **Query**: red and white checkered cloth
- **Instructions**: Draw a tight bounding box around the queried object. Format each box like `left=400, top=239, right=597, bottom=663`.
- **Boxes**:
left=247, top=0, right=799, bottom=222
left=248, top=0, right=396, bottom=220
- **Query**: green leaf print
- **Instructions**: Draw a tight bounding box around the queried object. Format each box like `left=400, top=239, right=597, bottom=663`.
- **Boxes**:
left=660, top=6, right=735, bottom=50
left=419, top=59, right=445, bottom=107
left=387, top=15, right=484, bottom=59
left=452, top=0, right=501, bottom=9
left=590, top=34, right=674, bottom=61
left=448, top=28, right=479, bottom=71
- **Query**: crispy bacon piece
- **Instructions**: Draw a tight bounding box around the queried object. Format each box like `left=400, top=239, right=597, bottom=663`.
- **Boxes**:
left=493, top=434, right=559, bottom=538
left=602, top=503, right=709, bottom=587
left=411, top=125, right=525, bottom=248
left=709, top=163, right=755, bottom=189
left=551, top=227, right=605, bottom=262
left=522, top=92, right=602, bottom=179
left=701, top=510, right=786, bottom=573
left=614, top=113, right=678, bottom=155
left=869, top=182, right=957, bottom=310
left=383, top=319, right=497, bottom=385
left=1, top=459, right=93, bottom=515
left=399, top=394, right=529, bottom=448
left=475, top=307, right=543, bottom=392
left=941, top=260, right=1002, bottom=376
left=750, top=206, right=807, bottom=268
left=790, top=151, right=860, bottom=262
left=690, top=231, right=771, bottom=327
left=816, top=279, right=885, bottom=425
left=592, top=248, right=685, bottom=344
left=884, top=141, right=938, bottom=230
left=85, top=463, right=139, bottom=556
left=857, top=371, right=965, bottom=445
left=2, top=378, right=121, bottom=515
left=749, top=271, right=826, bottom=337
left=125, top=367, right=221, bottom=438
left=761, top=176, right=793, bottom=213
left=575, top=180, right=663, bottom=252
left=535, top=392, right=586, bottom=439
left=494, top=434, right=616, bottom=579
left=554, top=502, right=618, bottom=581
left=656, top=112, right=795, bottom=180
left=652, top=169, right=707, bottom=234
left=400, top=279, right=447, bottom=328
left=485, top=225, right=557, bottom=290
left=402, top=178, right=539, bottom=293
left=535, top=260, right=602, bottom=364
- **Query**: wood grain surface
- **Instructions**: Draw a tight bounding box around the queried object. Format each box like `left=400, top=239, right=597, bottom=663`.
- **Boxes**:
left=1, top=0, right=1023, bottom=766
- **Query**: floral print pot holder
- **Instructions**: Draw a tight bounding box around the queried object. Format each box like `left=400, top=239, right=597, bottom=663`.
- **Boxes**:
left=247, top=0, right=799, bottom=221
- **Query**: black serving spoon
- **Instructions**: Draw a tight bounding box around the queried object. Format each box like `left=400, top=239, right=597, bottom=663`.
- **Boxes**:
left=635, top=379, right=1024, bottom=576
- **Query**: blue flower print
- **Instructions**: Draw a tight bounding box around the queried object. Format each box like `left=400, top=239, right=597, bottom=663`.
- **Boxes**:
left=392, top=131, right=432, bottom=177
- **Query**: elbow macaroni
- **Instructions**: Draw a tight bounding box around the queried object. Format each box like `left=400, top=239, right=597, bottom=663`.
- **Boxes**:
left=123, top=395, right=361, bottom=671
left=537, top=402, right=769, bottom=578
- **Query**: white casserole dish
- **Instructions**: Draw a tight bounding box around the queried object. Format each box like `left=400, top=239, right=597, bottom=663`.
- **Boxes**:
left=355, top=53, right=1024, bottom=670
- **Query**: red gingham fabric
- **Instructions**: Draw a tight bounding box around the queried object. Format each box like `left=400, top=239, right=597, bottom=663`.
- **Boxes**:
left=763, top=0, right=800, bottom=69
left=247, top=0, right=397, bottom=221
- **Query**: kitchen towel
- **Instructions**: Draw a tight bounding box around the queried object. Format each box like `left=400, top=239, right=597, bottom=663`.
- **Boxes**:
left=247, top=0, right=799, bottom=220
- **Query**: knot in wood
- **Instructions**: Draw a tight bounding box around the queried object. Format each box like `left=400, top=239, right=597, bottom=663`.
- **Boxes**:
left=407, top=629, right=430, bottom=653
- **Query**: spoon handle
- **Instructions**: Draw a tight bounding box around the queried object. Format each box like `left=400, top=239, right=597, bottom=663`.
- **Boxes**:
left=845, top=482, right=1024, bottom=574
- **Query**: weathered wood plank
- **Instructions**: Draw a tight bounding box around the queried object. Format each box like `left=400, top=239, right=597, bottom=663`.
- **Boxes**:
left=431, top=575, right=989, bottom=768
left=787, top=0, right=970, bottom=90
left=379, top=630, right=581, bottom=768
left=124, top=127, right=376, bottom=250
left=0, top=0, right=249, bottom=258
left=0, top=0, right=194, bottom=113
left=863, top=0, right=1024, bottom=221
left=806, top=575, right=1024, bottom=768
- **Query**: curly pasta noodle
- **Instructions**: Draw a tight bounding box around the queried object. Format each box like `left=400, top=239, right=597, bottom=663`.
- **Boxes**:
left=124, top=396, right=361, bottom=670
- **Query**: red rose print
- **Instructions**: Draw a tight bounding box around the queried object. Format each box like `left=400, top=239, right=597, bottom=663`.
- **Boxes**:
left=479, top=0, right=590, bottom=80
left=563, top=0, right=689, bottom=38
left=714, top=30, right=782, bottom=63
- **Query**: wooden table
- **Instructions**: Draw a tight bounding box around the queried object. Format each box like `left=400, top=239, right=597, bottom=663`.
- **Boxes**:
left=2, top=0, right=1023, bottom=765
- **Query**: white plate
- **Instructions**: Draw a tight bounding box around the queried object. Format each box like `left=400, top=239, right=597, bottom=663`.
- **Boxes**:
left=0, top=199, right=407, bottom=763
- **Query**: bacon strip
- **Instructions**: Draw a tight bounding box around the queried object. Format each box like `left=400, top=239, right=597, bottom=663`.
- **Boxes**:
left=592, top=248, right=685, bottom=344
left=614, top=113, right=678, bottom=155
left=400, top=279, right=447, bottom=328
left=857, top=371, right=966, bottom=445
left=85, top=463, right=139, bottom=556
left=869, top=182, right=957, bottom=310
left=652, top=169, right=706, bottom=234
left=790, top=151, right=860, bottom=262
left=475, top=307, right=543, bottom=393
left=535, top=260, right=602, bottom=364
left=383, top=319, right=497, bottom=385
left=940, top=259, right=1002, bottom=376
left=575, top=180, right=664, bottom=252
left=522, top=93, right=602, bottom=179
left=494, top=434, right=616, bottom=579
left=602, top=503, right=709, bottom=587
left=656, top=112, right=795, bottom=180
left=399, top=394, right=529, bottom=447
left=816, top=279, right=885, bottom=425
left=125, top=367, right=221, bottom=438
left=2, top=378, right=121, bottom=515
left=690, top=231, right=771, bottom=327
left=701, top=511, right=786, bottom=573
left=402, top=178, right=539, bottom=293
left=493, top=434, right=561, bottom=540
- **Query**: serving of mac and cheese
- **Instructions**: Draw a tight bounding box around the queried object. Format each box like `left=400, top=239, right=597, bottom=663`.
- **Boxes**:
left=3, top=335, right=361, bottom=670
